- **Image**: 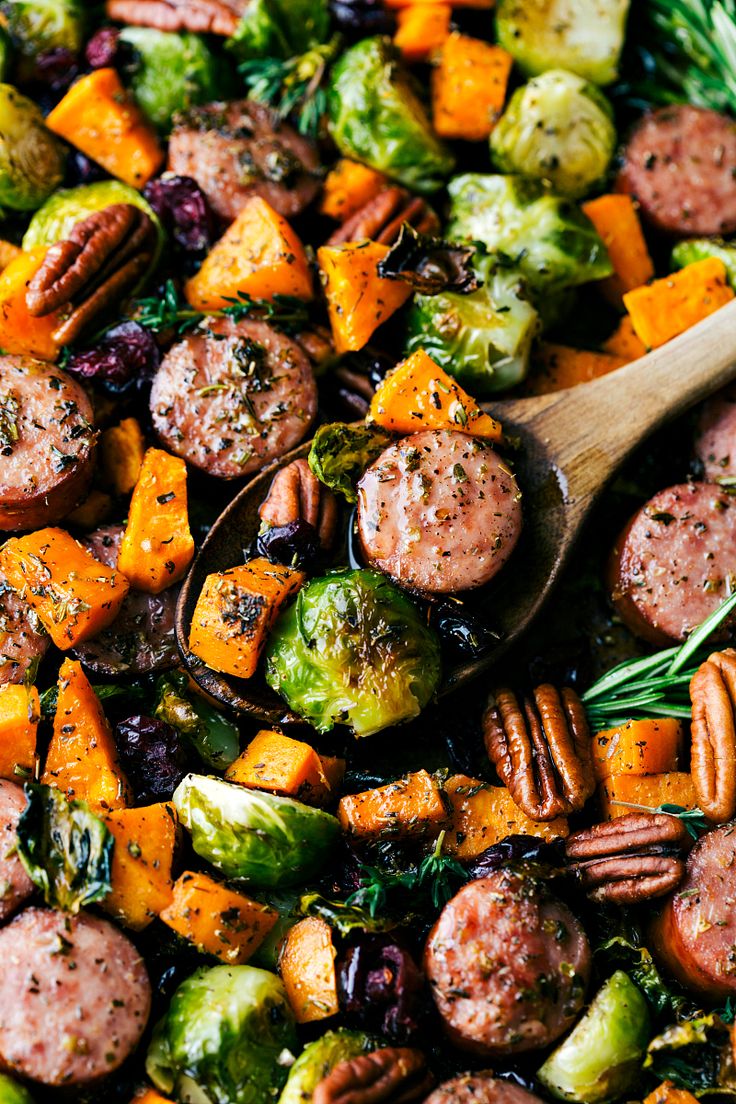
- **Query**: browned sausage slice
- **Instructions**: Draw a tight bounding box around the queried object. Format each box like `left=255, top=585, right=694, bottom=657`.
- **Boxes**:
left=0, top=780, right=33, bottom=923
left=424, top=871, right=590, bottom=1056
left=0, top=355, right=96, bottom=531
left=357, top=429, right=522, bottom=595
left=168, top=99, right=321, bottom=221
left=150, top=318, right=317, bottom=478
left=608, top=482, right=736, bottom=645
left=72, top=525, right=178, bottom=675
left=616, top=105, right=736, bottom=237
left=425, top=1075, right=545, bottom=1104
left=695, top=384, right=736, bottom=480
left=651, top=824, right=736, bottom=999
left=106, top=0, right=248, bottom=35
left=0, top=907, right=151, bottom=1085
left=0, top=568, right=48, bottom=685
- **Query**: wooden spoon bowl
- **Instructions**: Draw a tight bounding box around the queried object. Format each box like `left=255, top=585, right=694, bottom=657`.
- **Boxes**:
left=176, top=300, right=736, bottom=721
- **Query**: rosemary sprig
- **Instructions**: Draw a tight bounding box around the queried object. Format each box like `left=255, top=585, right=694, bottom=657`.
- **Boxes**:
left=582, top=590, right=736, bottom=729
left=239, top=34, right=341, bottom=137
left=132, top=279, right=310, bottom=336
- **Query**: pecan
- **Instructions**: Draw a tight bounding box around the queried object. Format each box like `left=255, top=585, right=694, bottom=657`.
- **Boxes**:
left=105, top=0, right=246, bottom=34
left=483, top=684, right=595, bottom=820
left=314, top=1048, right=433, bottom=1104
left=26, top=204, right=157, bottom=346
left=565, top=812, right=689, bottom=904
left=690, top=647, right=736, bottom=823
left=259, top=459, right=338, bottom=549
left=327, top=186, right=439, bottom=247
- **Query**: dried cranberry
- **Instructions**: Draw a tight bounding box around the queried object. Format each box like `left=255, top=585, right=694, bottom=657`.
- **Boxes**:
left=465, top=835, right=564, bottom=880
left=337, top=934, right=425, bottom=1043
left=32, top=47, right=79, bottom=94
left=143, top=176, right=215, bottom=256
left=65, top=322, right=160, bottom=391
left=256, top=520, right=322, bottom=570
left=85, top=27, right=121, bottom=69
left=64, top=150, right=107, bottom=187
left=115, top=715, right=189, bottom=804
left=330, top=0, right=396, bottom=38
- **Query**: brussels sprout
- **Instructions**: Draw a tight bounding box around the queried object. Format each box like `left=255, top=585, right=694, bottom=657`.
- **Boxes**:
left=0, top=1073, right=35, bottom=1104
left=265, top=569, right=442, bottom=737
left=0, top=27, right=11, bottom=82
left=228, top=0, right=330, bottom=59
left=0, top=84, right=65, bottom=210
left=496, top=0, right=631, bottom=85
left=537, top=971, right=651, bottom=1103
left=173, top=773, right=341, bottom=887
left=119, top=28, right=225, bottom=131
left=447, top=174, right=612, bottom=296
left=0, top=0, right=85, bottom=58
left=672, top=238, right=736, bottom=288
left=404, top=256, right=539, bottom=395
left=308, top=422, right=393, bottom=504
left=155, top=671, right=240, bottom=771
left=328, top=37, right=455, bottom=194
left=146, top=963, right=297, bottom=1104
left=490, top=70, right=616, bottom=199
left=279, top=1031, right=375, bottom=1104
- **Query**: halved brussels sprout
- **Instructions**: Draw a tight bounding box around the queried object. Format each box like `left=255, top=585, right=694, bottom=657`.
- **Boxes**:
left=308, top=422, right=393, bottom=504
left=146, top=963, right=297, bottom=1104
left=491, top=70, right=616, bottom=199
left=447, top=174, right=612, bottom=296
left=496, top=0, right=631, bottom=85
left=0, top=1073, right=35, bottom=1104
left=0, top=0, right=85, bottom=58
left=155, top=671, right=240, bottom=771
left=279, top=1031, right=376, bottom=1104
left=0, top=83, right=65, bottom=210
left=328, top=36, right=455, bottom=194
left=404, top=255, right=539, bottom=395
left=228, top=0, right=330, bottom=60
left=672, top=238, right=736, bottom=288
left=173, top=773, right=341, bottom=887
left=120, top=27, right=226, bottom=131
left=265, top=569, right=442, bottom=737
left=537, top=971, right=651, bottom=1103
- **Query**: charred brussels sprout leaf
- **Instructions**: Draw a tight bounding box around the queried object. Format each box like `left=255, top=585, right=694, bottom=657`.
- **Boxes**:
left=672, top=237, right=736, bottom=289
left=298, top=893, right=393, bottom=935
left=0, top=0, right=85, bottom=57
left=228, top=0, right=330, bottom=59
left=328, top=36, right=455, bottom=194
left=308, top=422, right=393, bottom=504
left=644, top=1013, right=736, bottom=1094
left=16, top=783, right=113, bottom=914
left=495, top=0, right=631, bottom=86
left=377, top=223, right=481, bottom=295
left=0, top=84, right=65, bottom=210
left=537, top=971, right=650, bottom=1103
left=596, top=930, right=684, bottom=1019
left=278, top=1030, right=376, bottom=1104
left=491, top=70, right=616, bottom=199
left=0, top=1074, right=35, bottom=1104
left=173, top=773, right=341, bottom=887
left=119, top=28, right=225, bottom=131
left=264, top=569, right=442, bottom=736
left=448, top=174, right=612, bottom=296
left=155, top=671, right=240, bottom=771
left=146, top=963, right=297, bottom=1104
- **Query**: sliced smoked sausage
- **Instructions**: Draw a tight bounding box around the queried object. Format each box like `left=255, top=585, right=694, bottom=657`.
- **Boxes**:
left=0, top=355, right=96, bottom=531
left=616, top=105, right=736, bottom=237
left=357, top=429, right=522, bottom=595
left=425, top=1075, right=545, bottom=1104
left=651, top=825, right=736, bottom=999
left=150, top=317, right=317, bottom=478
left=0, top=569, right=48, bottom=685
left=168, top=99, right=321, bottom=222
left=0, top=907, right=151, bottom=1086
left=695, top=384, right=736, bottom=480
left=72, top=525, right=178, bottom=675
left=608, top=482, right=736, bottom=645
left=0, top=780, right=33, bottom=923
left=424, top=871, right=590, bottom=1056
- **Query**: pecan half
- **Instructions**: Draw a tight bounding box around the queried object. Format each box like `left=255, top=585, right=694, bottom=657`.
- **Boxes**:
left=327, top=186, right=439, bottom=248
left=690, top=647, right=736, bottom=823
left=259, top=458, right=338, bottom=549
left=565, top=812, right=689, bottom=904
left=483, top=684, right=595, bottom=821
left=26, top=204, right=157, bottom=346
left=105, top=0, right=246, bottom=34
left=314, top=1048, right=433, bottom=1104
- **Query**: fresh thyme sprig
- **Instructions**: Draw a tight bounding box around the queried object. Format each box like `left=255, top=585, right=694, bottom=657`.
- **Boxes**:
left=346, top=831, right=468, bottom=918
left=239, top=34, right=341, bottom=137
left=132, top=279, right=310, bottom=336
left=582, top=590, right=736, bottom=729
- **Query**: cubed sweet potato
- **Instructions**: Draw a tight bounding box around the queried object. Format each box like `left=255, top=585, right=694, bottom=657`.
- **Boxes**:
left=160, top=870, right=278, bottom=964
left=100, top=418, right=146, bottom=495
left=433, top=34, right=513, bottom=140
left=225, top=729, right=331, bottom=805
left=320, top=160, right=387, bottom=222
left=624, top=258, right=734, bottom=349
left=599, top=771, right=697, bottom=819
left=592, top=718, right=683, bottom=782
left=102, top=802, right=178, bottom=930
left=318, top=240, right=412, bottom=355
left=582, top=194, right=655, bottom=307
left=0, top=683, right=39, bottom=782
left=337, top=769, right=449, bottom=841
left=395, top=4, right=451, bottom=62
left=525, top=343, right=627, bottom=395
left=443, top=775, right=569, bottom=858
left=0, top=248, right=64, bottom=360
left=279, top=916, right=339, bottom=1023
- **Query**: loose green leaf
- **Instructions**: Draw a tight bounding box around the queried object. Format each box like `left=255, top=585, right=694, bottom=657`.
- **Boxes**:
left=240, top=35, right=341, bottom=138
left=645, top=1013, right=736, bottom=1095
left=155, top=671, right=239, bottom=771
left=133, top=279, right=310, bottom=337
left=346, top=831, right=468, bottom=917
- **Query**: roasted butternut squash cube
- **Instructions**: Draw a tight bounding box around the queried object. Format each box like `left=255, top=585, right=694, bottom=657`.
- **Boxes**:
left=279, top=916, right=339, bottom=1023
left=318, top=241, right=412, bottom=355
left=599, top=771, right=697, bottom=820
left=337, top=769, right=448, bottom=841
left=225, top=729, right=331, bottom=805
left=319, top=755, right=346, bottom=794
left=0, top=683, right=39, bottom=782
left=602, top=316, right=647, bottom=361
left=582, top=193, right=655, bottom=307
left=644, top=1083, right=700, bottom=1104
left=395, top=4, right=451, bottom=62
left=160, top=870, right=278, bottom=965
left=100, top=418, right=146, bottom=495
left=592, top=718, right=683, bottom=781
left=132, top=1090, right=172, bottom=1104
left=189, top=558, right=305, bottom=680
left=320, top=160, right=387, bottom=222
left=433, top=34, right=513, bottom=140
left=624, top=257, right=733, bottom=349
left=102, top=802, right=178, bottom=930
left=525, top=343, right=627, bottom=396
left=0, top=248, right=65, bottom=360
left=443, top=775, right=569, bottom=858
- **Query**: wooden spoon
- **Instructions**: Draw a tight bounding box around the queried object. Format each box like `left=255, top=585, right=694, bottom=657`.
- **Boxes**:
left=176, top=300, right=736, bottom=722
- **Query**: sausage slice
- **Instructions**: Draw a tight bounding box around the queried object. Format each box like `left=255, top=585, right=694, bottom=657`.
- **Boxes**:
left=357, top=429, right=522, bottom=595
left=425, top=1075, right=545, bottom=1104
left=424, top=871, right=590, bottom=1056
left=150, top=318, right=317, bottom=478
left=608, top=482, right=736, bottom=645
left=0, top=568, right=48, bottom=685
left=0, top=780, right=33, bottom=923
left=616, top=105, right=736, bottom=237
left=0, top=907, right=151, bottom=1085
left=695, top=384, right=736, bottom=480
left=0, top=355, right=96, bottom=531
left=168, top=99, right=321, bottom=221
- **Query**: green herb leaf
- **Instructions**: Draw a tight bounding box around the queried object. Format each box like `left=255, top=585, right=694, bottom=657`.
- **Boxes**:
left=132, top=279, right=310, bottom=337
left=239, top=34, right=341, bottom=137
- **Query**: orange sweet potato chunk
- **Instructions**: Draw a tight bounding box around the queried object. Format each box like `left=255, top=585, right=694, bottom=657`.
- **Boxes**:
left=318, top=240, right=412, bottom=355
left=624, top=258, right=733, bottom=349
left=225, top=729, right=331, bottom=805
left=337, top=769, right=449, bottom=841
left=320, top=160, right=387, bottom=222
left=599, top=771, right=697, bottom=819
left=433, top=34, right=513, bottom=140
left=160, top=870, right=278, bottom=964
left=279, top=916, right=339, bottom=1023
left=0, top=248, right=64, bottom=361
left=0, top=684, right=39, bottom=782
left=443, top=775, right=568, bottom=858
left=592, top=718, right=683, bottom=782
left=103, top=802, right=178, bottom=930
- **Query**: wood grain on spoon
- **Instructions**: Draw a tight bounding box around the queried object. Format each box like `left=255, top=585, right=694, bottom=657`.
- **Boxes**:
left=176, top=298, right=736, bottom=721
